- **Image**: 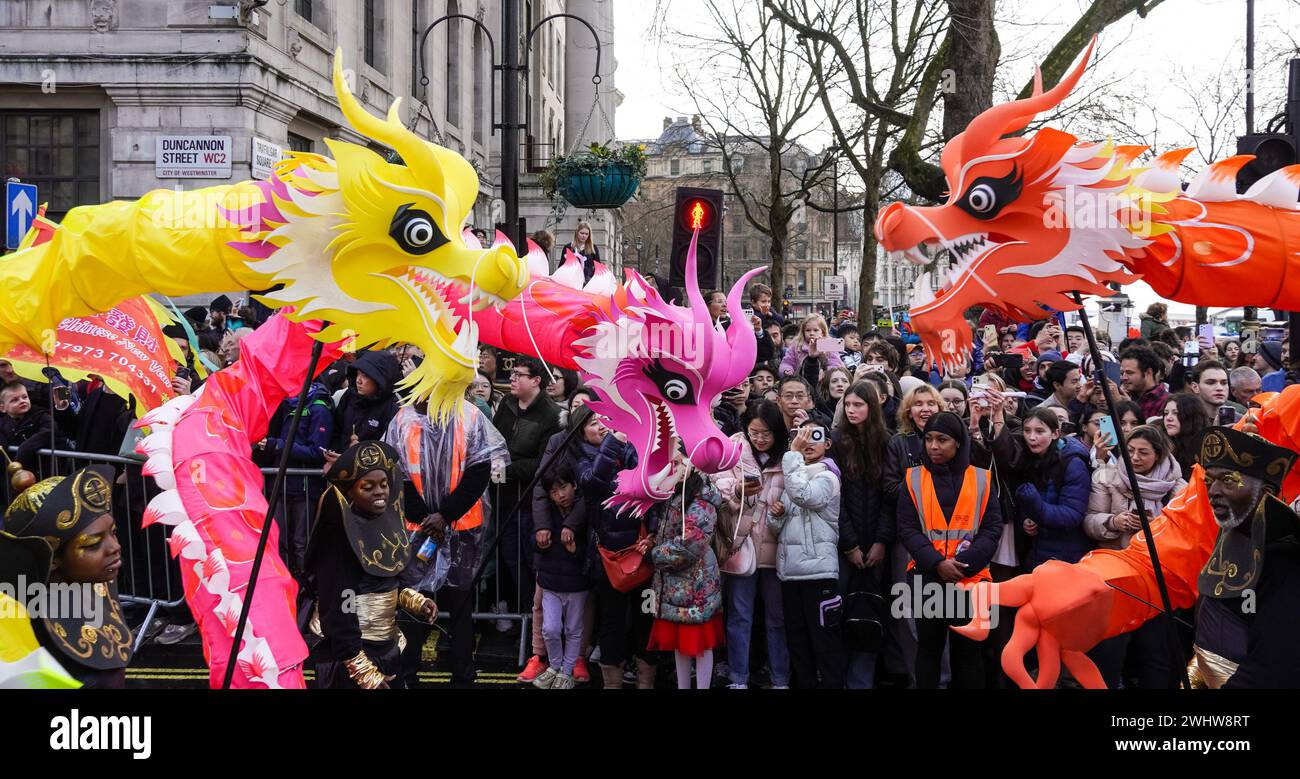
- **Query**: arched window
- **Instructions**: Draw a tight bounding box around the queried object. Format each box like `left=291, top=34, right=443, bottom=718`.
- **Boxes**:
left=446, top=0, right=461, bottom=127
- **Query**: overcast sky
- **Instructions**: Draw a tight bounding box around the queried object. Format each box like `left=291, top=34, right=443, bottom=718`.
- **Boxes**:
left=611, top=0, right=1300, bottom=322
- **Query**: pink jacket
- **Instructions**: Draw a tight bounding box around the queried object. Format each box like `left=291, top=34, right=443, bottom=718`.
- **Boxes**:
left=713, top=433, right=785, bottom=569
left=779, top=340, right=843, bottom=377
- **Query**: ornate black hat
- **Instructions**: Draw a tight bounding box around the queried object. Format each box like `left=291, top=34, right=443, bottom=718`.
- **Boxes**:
left=1197, top=427, right=1296, bottom=491
left=324, top=440, right=401, bottom=491
left=3, top=466, right=115, bottom=553
left=0, top=466, right=131, bottom=671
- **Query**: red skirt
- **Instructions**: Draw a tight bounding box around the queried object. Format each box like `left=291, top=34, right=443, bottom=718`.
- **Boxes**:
left=647, top=614, right=725, bottom=656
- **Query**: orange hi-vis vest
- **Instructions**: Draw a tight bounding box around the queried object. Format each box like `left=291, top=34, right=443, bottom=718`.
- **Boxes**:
left=402, top=406, right=484, bottom=533
left=904, top=465, right=992, bottom=585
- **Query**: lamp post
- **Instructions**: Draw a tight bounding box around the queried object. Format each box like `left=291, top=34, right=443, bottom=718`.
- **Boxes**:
left=416, top=3, right=603, bottom=250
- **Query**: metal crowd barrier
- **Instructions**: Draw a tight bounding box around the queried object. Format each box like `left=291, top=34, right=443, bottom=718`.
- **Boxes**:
left=5, top=447, right=533, bottom=664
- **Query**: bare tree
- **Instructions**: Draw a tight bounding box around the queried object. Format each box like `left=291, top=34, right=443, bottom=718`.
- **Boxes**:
left=653, top=0, right=837, bottom=295
left=766, top=0, right=947, bottom=330
left=766, top=0, right=1169, bottom=330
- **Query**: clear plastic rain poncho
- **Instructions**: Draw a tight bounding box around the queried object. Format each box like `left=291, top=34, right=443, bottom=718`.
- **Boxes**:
left=385, top=402, right=509, bottom=592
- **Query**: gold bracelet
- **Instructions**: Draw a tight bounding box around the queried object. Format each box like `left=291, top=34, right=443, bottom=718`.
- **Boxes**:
left=344, top=650, right=390, bottom=690
left=398, top=587, right=434, bottom=619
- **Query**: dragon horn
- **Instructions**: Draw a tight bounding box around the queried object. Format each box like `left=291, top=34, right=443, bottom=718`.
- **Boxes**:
left=724, top=265, right=768, bottom=370
left=682, top=228, right=711, bottom=323
left=331, top=48, right=441, bottom=187
left=961, top=36, right=1097, bottom=150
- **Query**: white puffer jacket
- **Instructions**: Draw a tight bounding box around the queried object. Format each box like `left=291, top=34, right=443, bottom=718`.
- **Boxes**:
left=768, top=451, right=840, bottom=581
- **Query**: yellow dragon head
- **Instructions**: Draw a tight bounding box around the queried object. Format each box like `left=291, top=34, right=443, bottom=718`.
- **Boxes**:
left=231, top=51, right=528, bottom=418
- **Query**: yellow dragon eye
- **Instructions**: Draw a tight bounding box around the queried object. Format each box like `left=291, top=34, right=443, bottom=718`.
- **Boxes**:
left=389, top=204, right=448, bottom=255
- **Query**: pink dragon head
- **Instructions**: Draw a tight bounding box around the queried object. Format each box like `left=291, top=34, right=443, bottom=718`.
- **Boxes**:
left=460, top=230, right=764, bottom=517
left=573, top=232, right=763, bottom=515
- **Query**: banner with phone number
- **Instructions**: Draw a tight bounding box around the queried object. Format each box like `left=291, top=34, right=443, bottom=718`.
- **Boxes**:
left=4, top=296, right=183, bottom=416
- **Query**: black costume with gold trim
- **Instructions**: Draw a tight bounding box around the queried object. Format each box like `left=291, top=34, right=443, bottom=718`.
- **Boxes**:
left=1190, top=428, right=1300, bottom=688
left=305, top=442, right=431, bottom=689
left=0, top=466, right=133, bottom=689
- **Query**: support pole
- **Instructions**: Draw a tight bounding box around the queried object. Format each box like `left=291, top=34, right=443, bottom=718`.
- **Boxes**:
left=1074, top=292, right=1188, bottom=688
left=222, top=335, right=327, bottom=689
left=501, top=0, right=521, bottom=249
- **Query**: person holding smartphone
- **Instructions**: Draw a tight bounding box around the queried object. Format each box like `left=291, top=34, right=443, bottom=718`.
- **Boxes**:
left=779, top=314, right=843, bottom=385
left=770, top=420, right=845, bottom=688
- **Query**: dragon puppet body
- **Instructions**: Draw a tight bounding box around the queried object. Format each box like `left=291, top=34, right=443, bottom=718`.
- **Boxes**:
left=464, top=231, right=766, bottom=516
left=0, top=51, right=529, bottom=420
left=0, top=52, right=534, bottom=688
left=874, top=39, right=1300, bottom=687
left=875, top=39, right=1300, bottom=374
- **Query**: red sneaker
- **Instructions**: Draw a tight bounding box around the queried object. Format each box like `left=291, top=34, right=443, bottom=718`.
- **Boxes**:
left=573, top=656, right=590, bottom=683
left=517, top=655, right=548, bottom=683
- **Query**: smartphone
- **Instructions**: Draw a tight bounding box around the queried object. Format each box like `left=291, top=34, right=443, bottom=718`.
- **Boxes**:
left=742, top=308, right=754, bottom=322
left=1097, top=415, right=1118, bottom=446
left=816, top=337, right=845, bottom=354
left=864, top=363, right=885, bottom=373
left=1000, top=353, right=1024, bottom=375
left=53, top=384, right=70, bottom=405
left=1199, top=324, right=1215, bottom=345
left=1102, top=360, right=1121, bottom=385
left=1218, top=405, right=1239, bottom=426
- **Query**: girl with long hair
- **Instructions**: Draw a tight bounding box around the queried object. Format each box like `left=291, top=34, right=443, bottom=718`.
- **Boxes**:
left=1162, top=392, right=1211, bottom=480
left=713, top=400, right=790, bottom=689
left=832, top=382, right=892, bottom=688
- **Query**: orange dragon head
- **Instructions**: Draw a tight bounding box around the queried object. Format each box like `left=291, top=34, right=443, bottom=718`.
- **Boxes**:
left=874, top=39, right=1161, bottom=371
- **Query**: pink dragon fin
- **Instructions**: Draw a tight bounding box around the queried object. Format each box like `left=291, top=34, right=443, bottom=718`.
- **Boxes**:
left=137, top=314, right=344, bottom=689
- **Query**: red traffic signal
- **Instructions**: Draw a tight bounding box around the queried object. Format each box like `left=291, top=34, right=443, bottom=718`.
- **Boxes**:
left=678, top=197, right=715, bottom=232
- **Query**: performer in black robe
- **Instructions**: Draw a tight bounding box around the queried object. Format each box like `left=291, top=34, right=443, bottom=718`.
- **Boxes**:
left=1190, top=427, right=1300, bottom=688
left=305, top=441, right=435, bottom=689
left=0, top=465, right=133, bottom=689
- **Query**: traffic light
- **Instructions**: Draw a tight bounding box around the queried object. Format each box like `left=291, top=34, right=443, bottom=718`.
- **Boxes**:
left=1236, top=59, right=1300, bottom=193
left=669, top=186, right=724, bottom=291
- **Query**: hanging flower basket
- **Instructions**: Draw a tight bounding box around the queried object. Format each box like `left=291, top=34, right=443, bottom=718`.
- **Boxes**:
left=540, top=142, right=646, bottom=209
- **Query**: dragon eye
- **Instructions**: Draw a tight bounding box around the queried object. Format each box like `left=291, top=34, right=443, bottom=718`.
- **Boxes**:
left=642, top=361, right=697, bottom=406
left=956, top=168, right=1022, bottom=220
left=967, top=184, right=995, bottom=213
left=389, top=204, right=448, bottom=255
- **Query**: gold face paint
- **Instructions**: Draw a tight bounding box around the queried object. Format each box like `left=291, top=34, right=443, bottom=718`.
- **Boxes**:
left=1204, top=470, right=1246, bottom=489
left=71, top=524, right=115, bottom=556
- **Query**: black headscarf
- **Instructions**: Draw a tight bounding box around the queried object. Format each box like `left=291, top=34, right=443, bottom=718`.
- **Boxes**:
left=921, top=411, right=972, bottom=511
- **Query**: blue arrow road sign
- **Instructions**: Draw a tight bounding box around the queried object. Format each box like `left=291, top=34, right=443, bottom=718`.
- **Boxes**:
left=6, top=181, right=38, bottom=250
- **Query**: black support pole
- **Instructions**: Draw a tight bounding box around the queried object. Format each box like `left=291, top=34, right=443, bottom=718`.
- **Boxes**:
left=501, top=0, right=521, bottom=249
left=222, top=335, right=327, bottom=689
left=1073, top=292, right=1188, bottom=688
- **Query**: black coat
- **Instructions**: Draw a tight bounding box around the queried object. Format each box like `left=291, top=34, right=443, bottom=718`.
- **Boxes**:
left=1222, top=545, right=1300, bottom=688
left=493, top=393, right=563, bottom=525
left=332, top=350, right=402, bottom=451
left=0, top=408, right=66, bottom=477
left=831, top=430, right=888, bottom=552
left=533, top=498, right=590, bottom=593
left=882, top=432, right=924, bottom=542
left=54, top=386, right=130, bottom=457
